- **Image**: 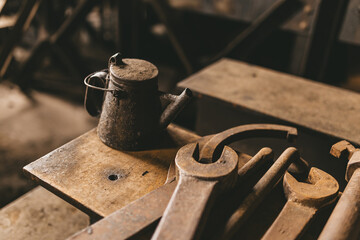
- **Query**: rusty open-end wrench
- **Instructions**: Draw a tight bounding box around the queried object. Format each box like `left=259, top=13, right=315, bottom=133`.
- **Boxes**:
left=261, top=167, right=339, bottom=240
left=318, top=140, right=360, bottom=240
left=68, top=124, right=298, bottom=240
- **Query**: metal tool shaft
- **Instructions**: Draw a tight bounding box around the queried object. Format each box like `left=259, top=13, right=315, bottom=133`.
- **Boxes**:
left=318, top=168, right=360, bottom=240
left=237, top=147, right=273, bottom=183
left=221, top=147, right=299, bottom=240
left=319, top=140, right=360, bottom=240
left=152, top=178, right=217, bottom=240
left=262, top=201, right=316, bottom=240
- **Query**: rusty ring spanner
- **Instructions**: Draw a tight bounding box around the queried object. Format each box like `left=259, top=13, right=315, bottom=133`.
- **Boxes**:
left=199, top=123, right=297, bottom=163
left=165, top=123, right=301, bottom=184
left=151, top=143, right=239, bottom=240
left=197, top=124, right=309, bottom=181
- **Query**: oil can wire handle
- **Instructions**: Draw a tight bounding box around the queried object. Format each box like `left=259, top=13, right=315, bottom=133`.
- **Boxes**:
left=83, top=69, right=114, bottom=92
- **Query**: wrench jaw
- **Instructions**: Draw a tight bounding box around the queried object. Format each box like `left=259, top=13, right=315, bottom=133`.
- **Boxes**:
left=330, top=140, right=356, bottom=159
left=346, top=151, right=360, bottom=182
left=283, top=167, right=339, bottom=209
left=175, top=143, right=239, bottom=192
left=286, top=131, right=297, bottom=143
left=152, top=143, right=239, bottom=240
left=260, top=167, right=339, bottom=240
left=330, top=140, right=360, bottom=182
left=286, top=156, right=310, bottom=181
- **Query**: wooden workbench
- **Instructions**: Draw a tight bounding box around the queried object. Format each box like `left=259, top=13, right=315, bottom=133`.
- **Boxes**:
left=178, top=58, right=360, bottom=145
left=23, top=124, right=200, bottom=219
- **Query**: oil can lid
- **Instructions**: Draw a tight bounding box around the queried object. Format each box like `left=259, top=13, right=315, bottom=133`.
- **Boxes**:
left=108, top=53, right=158, bottom=82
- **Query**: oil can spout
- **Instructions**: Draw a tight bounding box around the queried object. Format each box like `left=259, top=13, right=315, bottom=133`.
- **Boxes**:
left=159, top=88, right=192, bottom=129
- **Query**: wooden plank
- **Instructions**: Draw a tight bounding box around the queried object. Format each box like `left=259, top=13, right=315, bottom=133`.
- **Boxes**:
left=339, top=0, right=360, bottom=45
left=0, top=187, right=89, bottom=240
left=178, top=58, right=360, bottom=145
left=23, top=124, right=200, bottom=219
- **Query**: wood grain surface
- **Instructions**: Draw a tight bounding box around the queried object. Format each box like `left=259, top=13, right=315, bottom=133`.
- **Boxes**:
left=178, top=58, right=360, bottom=144
left=23, top=124, right=200, bottom=218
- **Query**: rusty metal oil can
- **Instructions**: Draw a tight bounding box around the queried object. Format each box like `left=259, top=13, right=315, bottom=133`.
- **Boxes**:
left=84, top=53, right=192, bottom=150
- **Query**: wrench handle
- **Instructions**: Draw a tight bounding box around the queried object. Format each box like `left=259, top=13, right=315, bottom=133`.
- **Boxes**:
left=319, top=169, right=360, bottom=240
left=151, top=177, right=217, bottom=240
left=261, top=201, right=316, bottom=240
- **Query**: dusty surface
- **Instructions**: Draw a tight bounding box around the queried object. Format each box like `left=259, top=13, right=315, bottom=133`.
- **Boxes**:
left=110, top=58, right=158, bottom=81
left=179, top=58, right=360, bottom=145
left=0, top=82, right=97, bottom=207
left=0, top=186, right=89, bottom=240
left=23, top=124, right=199, bottom=218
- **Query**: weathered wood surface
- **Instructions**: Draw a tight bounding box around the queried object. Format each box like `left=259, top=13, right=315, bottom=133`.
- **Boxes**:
left=67, top=152, right=253, bottom=240
left=23, top=124, right=200, bottom=218
left=339, top=0, right=360, bottom=45
left=178, top=58, right=360, bottom=145
left=0, top=187, right=89, bottom=240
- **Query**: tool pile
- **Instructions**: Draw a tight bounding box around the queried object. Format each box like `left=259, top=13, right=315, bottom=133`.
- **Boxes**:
left=65, top=122, right=359, bottom=240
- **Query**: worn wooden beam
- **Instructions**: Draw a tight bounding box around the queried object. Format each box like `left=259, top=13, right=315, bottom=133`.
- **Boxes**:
left=339, top=0, right=360, bottom=45
left=178, top=58, right=360, bottom=145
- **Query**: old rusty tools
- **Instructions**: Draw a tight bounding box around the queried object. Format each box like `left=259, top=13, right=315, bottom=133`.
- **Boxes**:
left=68, top=124, right=297, bottom=239
left=68, top=148, right=273, bottom=240
left=152, top=124, right=298, bottom=240
left=221, top=147, right=302, bottom=240
left=151, top=142, right=239, bottom=240
left=261, top=168, right=339, bottom=240
left=318, top=140, right=360, bottom=240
